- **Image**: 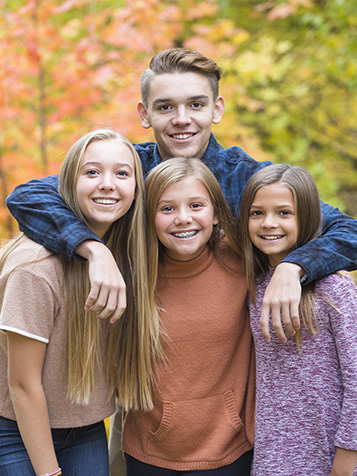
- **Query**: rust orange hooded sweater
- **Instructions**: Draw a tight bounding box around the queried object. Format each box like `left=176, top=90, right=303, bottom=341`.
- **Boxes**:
left=122, top=243, right=255, bottom=471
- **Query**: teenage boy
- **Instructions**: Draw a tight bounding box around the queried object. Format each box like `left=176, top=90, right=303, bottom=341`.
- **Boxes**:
left=7, top=48, right=357, bottom=342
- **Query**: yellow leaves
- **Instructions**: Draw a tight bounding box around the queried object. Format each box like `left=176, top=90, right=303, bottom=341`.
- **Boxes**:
left=186, top=19, right=249, bottom=58
left=60, top=18, right=82, bottom=40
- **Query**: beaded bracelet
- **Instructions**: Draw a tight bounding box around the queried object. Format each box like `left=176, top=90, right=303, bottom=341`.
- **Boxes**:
left=38, top=469, right=62, bottom=476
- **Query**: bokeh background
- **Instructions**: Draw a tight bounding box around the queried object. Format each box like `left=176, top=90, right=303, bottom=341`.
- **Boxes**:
left=1, top=0, right=356, bottom=238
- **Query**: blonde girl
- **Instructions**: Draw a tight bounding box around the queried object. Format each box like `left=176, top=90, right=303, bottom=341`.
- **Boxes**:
left=0, top=129, right=161, bottom=476
left=240, top=163, right=357, bottom=476
left=122, top=157, right=255, bottom=476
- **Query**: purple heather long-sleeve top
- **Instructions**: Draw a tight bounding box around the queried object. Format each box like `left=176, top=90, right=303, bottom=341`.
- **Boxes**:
left=249, top=269, right=357, bottom=476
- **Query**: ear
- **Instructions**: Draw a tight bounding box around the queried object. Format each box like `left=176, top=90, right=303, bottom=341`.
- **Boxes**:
left=212, top=96, right=225, bottom=124
left=213, top=214, right=219, bottom=226
left=137, top=101, right=151, bottom=129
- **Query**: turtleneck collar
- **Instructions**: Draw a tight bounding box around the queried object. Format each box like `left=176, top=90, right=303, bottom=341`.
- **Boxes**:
left=158, top=245, right=214, bottom=279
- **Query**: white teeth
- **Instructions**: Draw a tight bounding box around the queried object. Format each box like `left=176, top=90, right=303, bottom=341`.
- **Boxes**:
left=172, top=231, right=197, bottom=238
left=94, top=199, right=117, bottom=204
left=172, top=133, right=193, bottom=139
left=262, top=235, right=282, bottom=240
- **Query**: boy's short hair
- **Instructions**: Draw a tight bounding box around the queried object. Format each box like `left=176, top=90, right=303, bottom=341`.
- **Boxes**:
left=140, top=48, right=222, bottom=107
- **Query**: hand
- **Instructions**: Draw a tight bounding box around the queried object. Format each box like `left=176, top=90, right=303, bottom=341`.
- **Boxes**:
left=260, top=263, right=303, bottom=343
left=75, top=241, right=126, bottom=323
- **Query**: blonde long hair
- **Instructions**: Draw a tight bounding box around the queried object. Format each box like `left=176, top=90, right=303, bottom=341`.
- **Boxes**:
left=145, top=157, right=241, bottom=297
left=1, top=129, right=162, bottom=411
left=239, top=164, right=323, bottom=347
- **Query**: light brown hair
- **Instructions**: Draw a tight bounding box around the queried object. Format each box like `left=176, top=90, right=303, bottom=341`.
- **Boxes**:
left=58, top=128, right=162, bottom=411
left=140, top=48, right=222, bottom=107
left=145, top=157, right=241, bottom=300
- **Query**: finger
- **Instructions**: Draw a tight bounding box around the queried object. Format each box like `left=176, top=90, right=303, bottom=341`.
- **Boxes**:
left=95, top=288, right=118, bottom=320
left=270, top=303, right=287, bottom=344
left=290, top=301, right=300, bottom=330
left=109, top=290, right=127, bottom=324
left=281, top=301, right=296, bottom=337
left=84, top=283, right=101, bottom=311
left=85, top=284, right=111, bottom=317
left=259, top=302, right=272, bottom=343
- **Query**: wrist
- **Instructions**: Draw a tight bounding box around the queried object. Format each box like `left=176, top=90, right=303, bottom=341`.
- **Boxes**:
left=277, top=262, right=305, bottom=279
left=38, top=469, right=62, bottom=476
left=75, top=239, right=105, bottom=260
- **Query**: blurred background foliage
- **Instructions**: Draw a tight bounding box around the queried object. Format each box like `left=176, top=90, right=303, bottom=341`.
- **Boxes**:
left=0, top=0, right=356, bottom=238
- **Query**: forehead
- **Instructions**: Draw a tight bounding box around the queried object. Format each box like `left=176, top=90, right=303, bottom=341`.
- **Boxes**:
left=83, top=139, right=134, bottom=164
left=254, top=183, right=294, bottom=204
left=147, top=72, right=215, bottom=105
left=160, top=175, right=210, bottom=199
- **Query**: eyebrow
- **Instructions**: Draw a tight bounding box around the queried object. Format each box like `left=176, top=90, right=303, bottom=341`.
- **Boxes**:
left=250, top=203, right=295, bottom=209
left=81, top=161, right=134, bottom=171
left=152, top=94, right=210, bottom=107
left=158, top=195, right=210, bottom=205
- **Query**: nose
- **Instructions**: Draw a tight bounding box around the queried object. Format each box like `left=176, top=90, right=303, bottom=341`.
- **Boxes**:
left=262, top=214, right=278, bottom=228
left=172, top=105, right=191, bottom=126
left=99, top=173, right=115, bottom=191
left=174, top=208, right=193, bottom=225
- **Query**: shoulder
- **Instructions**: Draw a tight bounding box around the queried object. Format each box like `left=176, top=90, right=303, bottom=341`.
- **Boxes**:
left=209, top=135, right=272, bottom=167
left=315, top=272, right=357, bottom=310
left=1, top=236, right=64, bottom=284
left=134, top=140, right=156, bottom=155
left=222, top=147, right=272, bottom=178
left=316, top=272, right=356, bottom=291
left=134, top=141, right=160, bottom=175
left=203, top=135, right=273, bottom=189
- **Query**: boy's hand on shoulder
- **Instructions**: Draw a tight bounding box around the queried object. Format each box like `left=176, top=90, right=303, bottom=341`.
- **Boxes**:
left=75, top=241, right=127, bottom=323
left=260, top=263, right=303, bottom=343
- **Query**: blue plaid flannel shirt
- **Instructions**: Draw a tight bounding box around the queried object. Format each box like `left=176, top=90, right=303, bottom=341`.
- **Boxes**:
left=6, top=134, right=357, bottom=283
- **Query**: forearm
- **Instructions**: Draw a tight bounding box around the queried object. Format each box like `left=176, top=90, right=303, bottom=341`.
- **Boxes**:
left=10, top=385, right=59, bottom=475
left=6, top=175, right=101, bottom=260
left=282, top=201, right=357, bottom=283
left=330, top=447, right=357, bottom=476
left=75, top=239, right=109, bottom=260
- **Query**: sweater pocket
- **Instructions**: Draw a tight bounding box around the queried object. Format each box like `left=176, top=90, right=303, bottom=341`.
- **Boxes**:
left=147, top=390, right=246, bottom=462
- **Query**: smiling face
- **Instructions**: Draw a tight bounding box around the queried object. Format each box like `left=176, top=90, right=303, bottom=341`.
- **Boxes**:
left=248, top=183, right=299, bottom=267
left=137, top=72, right=224, bottom=160
left=154, top=175, right=218, bottom=261
left=76, top=139, right=136, bottom=238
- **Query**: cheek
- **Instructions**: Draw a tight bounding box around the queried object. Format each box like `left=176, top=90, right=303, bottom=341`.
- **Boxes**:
left=248, top=221, right=255, bottom=238
left=76, top=186, right=86, bottom=210
left=124, top=181, right=137, bottom=203
left=154, top=215, right=165, bottom=237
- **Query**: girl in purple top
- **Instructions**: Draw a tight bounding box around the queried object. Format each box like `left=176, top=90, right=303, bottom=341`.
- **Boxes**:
left=239, top=164, right=357, bottom=476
